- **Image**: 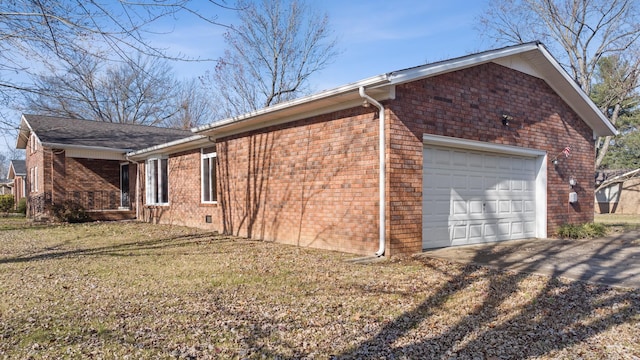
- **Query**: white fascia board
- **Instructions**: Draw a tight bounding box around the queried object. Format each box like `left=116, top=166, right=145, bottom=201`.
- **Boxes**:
left=41, top=142, right=132, bottom=154
left=534, top=45, right=617, bottom=137
left=388, top=43, right=540, bottom=85
left=423, top=134, right=546, bottom=157
left=192, top=74, right=391, bottom=135
left=126, top=134, right=212, bottom=160
left=16, top=115, right=34, bottom=149
left=41, top=142, right=128, bottom=160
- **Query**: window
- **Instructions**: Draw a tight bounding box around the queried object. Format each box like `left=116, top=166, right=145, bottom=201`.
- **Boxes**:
left=30, top=134, right=37, bottom=153
left=146, top=158, right=168, bottom=205
left=201, top=146, right=217, bottom=203
left=30, top=166, right=38, bottom=193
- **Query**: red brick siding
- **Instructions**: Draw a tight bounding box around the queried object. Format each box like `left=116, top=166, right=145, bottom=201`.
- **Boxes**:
left=143, top=62, right=597, bottom=257
left=387, top=63, right=595, bottom=254
left=25, top=140, right=137, bottom=217
left=24, top=137, right=46, bottom=217
left=140, top=149, right=223, bottom=230
left=11, top=177, right=25, bottom=210
left=217, top=108, right=380, bottom=254
left=144, top=108, right=381, bottom=255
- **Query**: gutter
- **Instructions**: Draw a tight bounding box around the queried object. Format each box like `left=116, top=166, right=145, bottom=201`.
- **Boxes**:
left=359, top=86, right=386, bottom=257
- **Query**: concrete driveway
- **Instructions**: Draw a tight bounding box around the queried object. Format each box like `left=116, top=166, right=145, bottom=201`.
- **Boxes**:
left=422, top=229, right=640, bottom=289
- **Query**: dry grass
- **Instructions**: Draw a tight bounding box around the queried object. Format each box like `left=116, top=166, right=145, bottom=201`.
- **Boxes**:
left=595, top=213, right=640, bottom=229
left=1, top=219, right=638, bottom=359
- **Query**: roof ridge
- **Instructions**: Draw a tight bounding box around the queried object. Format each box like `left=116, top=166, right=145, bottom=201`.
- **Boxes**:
left=22, top=114, right=191, bottom=132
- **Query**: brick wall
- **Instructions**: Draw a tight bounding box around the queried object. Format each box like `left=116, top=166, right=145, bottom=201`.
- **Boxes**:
left=12, top=177, right=25, bottom=210
left=143, top=108, right=381, bottom=255
left=387, top=62, right=595, bottom=254
left=25, top=140, right=136, bottom=217
left=141, top=149, right=223, bottom=229
left=24, top=136, right=46, bottom=217
left=142, top=62, right=597, bottom=257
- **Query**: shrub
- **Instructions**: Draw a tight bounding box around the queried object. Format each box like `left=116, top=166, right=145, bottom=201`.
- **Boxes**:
left=48, top=200, right=90, bottom=223
left=0, top=195, right=15, bottom=213
left=17, top=198, right=26, bottom=215
left=557, top=222, right=607, bottom=239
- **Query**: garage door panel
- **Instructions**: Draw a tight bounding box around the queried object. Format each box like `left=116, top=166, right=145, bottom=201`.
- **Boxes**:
left=423, top=145, right=538, bottom=249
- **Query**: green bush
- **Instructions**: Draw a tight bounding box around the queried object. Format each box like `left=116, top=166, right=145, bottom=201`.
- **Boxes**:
left=16, top=198, right=26, bottom=215
left=48, top=200, right=90, bottom=223
left=0, top=195, right=15, bottom=212
left=557, top=222, right=608, bottom=239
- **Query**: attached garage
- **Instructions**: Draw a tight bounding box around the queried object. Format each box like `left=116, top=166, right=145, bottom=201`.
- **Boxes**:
left=422, top=135, right=547, bottom=249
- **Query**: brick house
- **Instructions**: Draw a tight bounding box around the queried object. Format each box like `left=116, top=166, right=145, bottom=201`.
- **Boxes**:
left=7, top=159, right=26, bottom=210
left=16, top=115, right=191, bottom=220
left=126, top=42, right=616, bottom=257
left=0, top=179, right=10, bottom=196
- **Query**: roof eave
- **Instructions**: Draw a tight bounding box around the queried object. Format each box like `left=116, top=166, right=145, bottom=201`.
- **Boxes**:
left=191, top=42, right=614, bottom=140
left=126, top=134, right=212, bottom=160
left=534, top=45, right=617, bottom=137
left=192, top=74, right=392, bottom=136
left=40, top=142, right=133, bottom=153
left=16, top=115, right=32, bottom=149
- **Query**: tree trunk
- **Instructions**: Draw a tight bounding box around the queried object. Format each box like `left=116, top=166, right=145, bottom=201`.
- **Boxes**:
left=595, top=103, right=621, bottom=168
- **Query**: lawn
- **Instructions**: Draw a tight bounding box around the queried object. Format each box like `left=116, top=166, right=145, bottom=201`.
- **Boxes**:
left=0, top=219, right=638, bottom=359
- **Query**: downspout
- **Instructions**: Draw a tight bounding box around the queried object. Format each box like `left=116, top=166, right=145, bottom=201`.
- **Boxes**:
left=359, top=86, right=386, bottom=257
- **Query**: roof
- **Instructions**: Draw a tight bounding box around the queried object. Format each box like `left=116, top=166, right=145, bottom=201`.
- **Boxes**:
left=7, top=159, right=26, bottom=179
left=16, top=115, right=192, bottom=152
left=192, top=41, right=616, bottom=140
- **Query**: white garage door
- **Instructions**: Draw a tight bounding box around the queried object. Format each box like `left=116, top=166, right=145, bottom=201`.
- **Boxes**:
left=423, top=145, right=537, bottom=249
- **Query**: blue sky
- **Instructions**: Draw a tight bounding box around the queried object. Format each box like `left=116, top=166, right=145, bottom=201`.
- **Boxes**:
left=163, top=0, right=492, bottom=89
left=2, top=0, right=492, bottom=158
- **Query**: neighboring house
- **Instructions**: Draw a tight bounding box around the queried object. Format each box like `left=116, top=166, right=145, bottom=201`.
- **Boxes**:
left=124, top=42, right=616, bottom=257
left=595, top=170, right=640, bottom=214
left=0, top=179, right=11, bottom=196
left=16, top=115, right=192, bottom=220
left=7, top=159, right=26, bottom=210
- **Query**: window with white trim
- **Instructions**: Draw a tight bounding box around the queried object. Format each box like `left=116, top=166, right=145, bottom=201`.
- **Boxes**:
left=30, top=166, right=38, bottom=193
left=201, top=146, right=217, bottom=203
left=30, top=134, right=38, bottom=154
left=146, top=157, right=168, bottom=205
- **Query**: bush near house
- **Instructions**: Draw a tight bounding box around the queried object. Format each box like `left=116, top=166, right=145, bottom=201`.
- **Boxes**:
left=16, top=198, right=26, bottom=215
left=48, top=200, right=90, bottom=223
left=0, top=194, right=14, bottom=213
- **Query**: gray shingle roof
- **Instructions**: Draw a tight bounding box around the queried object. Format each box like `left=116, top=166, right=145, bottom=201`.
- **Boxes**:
left=10, top=160, right=26, bottom=175
left=21, top=114, right=192, bottom=151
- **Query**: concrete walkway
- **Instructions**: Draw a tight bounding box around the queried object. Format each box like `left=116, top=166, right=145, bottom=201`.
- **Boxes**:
left=422, top=229, right=640, bottom=289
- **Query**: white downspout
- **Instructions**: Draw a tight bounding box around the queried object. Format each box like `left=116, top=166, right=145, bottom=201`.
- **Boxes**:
left=359, top=86, right=385, bottom=257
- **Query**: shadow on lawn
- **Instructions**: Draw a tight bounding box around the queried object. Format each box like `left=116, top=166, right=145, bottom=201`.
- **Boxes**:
left=331, top=232, right=640, bottom=359
left=0, top=230, right=231, bottom=265
left=236, top=232, right=639, bottom=359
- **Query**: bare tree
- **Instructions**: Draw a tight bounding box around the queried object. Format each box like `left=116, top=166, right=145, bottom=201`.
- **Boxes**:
left=163, top=78, right=215, bottom=129
left=0, top=0, right=234, bottom=131
left=204, top=0, right=339, bottom=117
left=24, top=54, right=187, bottom=126
left=479, top=0, right=640, bottom=165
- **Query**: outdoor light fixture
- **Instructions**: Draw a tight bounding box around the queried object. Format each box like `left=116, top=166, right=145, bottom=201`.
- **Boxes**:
left=569, top=177, right=577, bottom=187
left=362, top=100, right=370, bottom=108
left=502, top=114, right=512, bottom=126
